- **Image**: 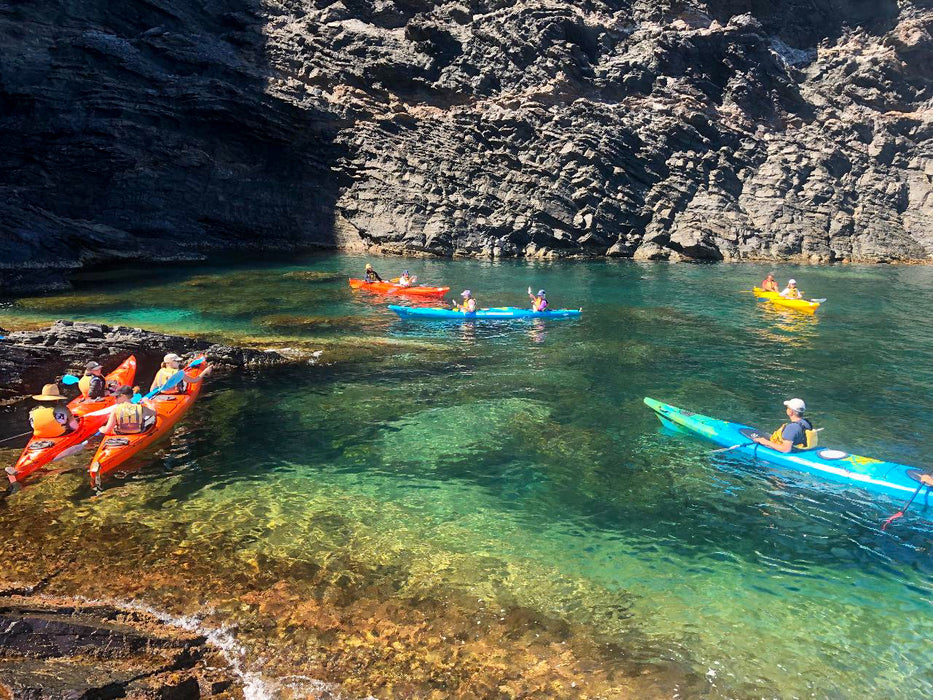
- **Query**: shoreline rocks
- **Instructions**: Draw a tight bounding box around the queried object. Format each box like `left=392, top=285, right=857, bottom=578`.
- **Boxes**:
left=0, top=320, right=290, bottom=402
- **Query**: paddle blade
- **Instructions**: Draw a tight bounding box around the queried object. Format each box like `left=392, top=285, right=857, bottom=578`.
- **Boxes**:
left=61, top=374, right=81, bottom=385
left=130, top=393, right=143, bottom=404
left=881, top=512, right=904, bottom=531
left=189, top=357, right=205, bottom=367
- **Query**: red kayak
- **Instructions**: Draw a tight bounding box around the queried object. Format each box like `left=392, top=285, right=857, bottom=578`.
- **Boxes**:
left=89, top=358, right=207, bottom=489
left=348, top=278, right=449, bottom=298
left=9, top=356, right=137, bottom=482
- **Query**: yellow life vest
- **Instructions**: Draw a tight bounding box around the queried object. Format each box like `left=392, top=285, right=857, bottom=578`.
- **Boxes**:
left=30, top=406, right=66, bottom=438
left=532, top=297, right=548, bottom=311
left=113, top=402, right=146, bottom=434
left=154, top=366, right=182, bottom=393
left=769, top=422, right=818, bottom=449
left=78, top=375, right=92, bottom=397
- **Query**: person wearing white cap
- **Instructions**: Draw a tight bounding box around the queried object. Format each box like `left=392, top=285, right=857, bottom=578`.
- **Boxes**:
left=752, top=398, right=816, bottom=453
left=780, top=279, right=802, bottom=299
left=150, top=353, right=212, bottom=395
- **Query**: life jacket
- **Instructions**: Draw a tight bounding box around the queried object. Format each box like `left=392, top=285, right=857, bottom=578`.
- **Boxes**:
left=365, top=271, right=379, bottom=282
left=78, top=373, right=106, bottom=399
left=30, top=406, right=66, bottom=438
left=398, top=276, right=411, bottom=286
left=533, top=297, right=548, bottom=312
left=770, top=418, right=817, bottom=450
left=461, top=299, right=476, bottom=312
left=113, top=402, right=146, bottom=434
left=154, top=366, right=184, bottom=394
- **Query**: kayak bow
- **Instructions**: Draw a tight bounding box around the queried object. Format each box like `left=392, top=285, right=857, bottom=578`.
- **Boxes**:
left=388, top=305, right=583, bottom=320
left=644, top=397, right=929, bottom=507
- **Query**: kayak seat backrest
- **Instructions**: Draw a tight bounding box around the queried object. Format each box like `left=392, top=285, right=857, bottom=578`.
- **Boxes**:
left=805, top=429, right=819, bottom=449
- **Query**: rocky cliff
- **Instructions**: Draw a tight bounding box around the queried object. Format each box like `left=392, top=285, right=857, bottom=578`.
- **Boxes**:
left=2, top=0, right=932, bottom=292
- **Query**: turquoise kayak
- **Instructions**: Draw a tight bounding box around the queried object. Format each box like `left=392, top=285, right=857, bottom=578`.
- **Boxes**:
left=388, top=305, right=582, bottom=320
left=644, top=397, right=930, bottom=506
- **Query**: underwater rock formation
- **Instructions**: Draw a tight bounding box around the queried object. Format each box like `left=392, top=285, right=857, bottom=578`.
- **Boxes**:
left=1, top=0, right=931, bottom=292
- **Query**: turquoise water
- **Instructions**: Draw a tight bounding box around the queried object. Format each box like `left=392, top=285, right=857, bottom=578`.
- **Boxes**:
left=1, top=256, right=931, bottom=697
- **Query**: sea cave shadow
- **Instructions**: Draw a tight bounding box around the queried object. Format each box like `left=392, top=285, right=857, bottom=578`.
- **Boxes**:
left=0, top=0, right=347, bottom=288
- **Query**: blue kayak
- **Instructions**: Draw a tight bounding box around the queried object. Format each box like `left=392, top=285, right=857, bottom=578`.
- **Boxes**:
left=644, top=397, right=930, bottom=506
left=388, top=305, right=582, bottom=320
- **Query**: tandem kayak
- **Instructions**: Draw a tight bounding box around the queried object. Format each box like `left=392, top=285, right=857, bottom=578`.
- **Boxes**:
left=349, top=278, right=450, bottom=298
left=88, top=358, right=208, bottom=489
left=753, top=287, right=821, bottom=314
left=644, top=397, right=929, bottom=505
left=8, top=356, right=138, bottom=483
left=388, top=305, right=583, bottom=320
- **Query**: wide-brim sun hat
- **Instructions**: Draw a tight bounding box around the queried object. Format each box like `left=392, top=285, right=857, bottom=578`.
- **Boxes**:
left=32, top=384, right=66, bottom=401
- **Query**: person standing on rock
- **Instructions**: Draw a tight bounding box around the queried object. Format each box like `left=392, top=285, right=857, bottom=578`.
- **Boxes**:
left=780, top=279, right=803, bottom=299
left=78, top=361, right=108, bottom=401
left=151, top=353, right=212, bottom=395
left=760, top=273, right=779, bottom=293
left=27, top=384, right=79, bottom=438
left=364, top=263, right=383, bottom=283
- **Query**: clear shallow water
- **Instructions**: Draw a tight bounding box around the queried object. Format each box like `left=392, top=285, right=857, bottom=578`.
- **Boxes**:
left=1, top=256, right=931, bottom=698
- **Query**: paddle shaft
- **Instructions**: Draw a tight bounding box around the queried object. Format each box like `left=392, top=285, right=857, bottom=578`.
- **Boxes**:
left=0, top=430, right=32, bottom=445
left=711, top=441, right=755, bottom=454
left=882, top=480, right=929, bottom=530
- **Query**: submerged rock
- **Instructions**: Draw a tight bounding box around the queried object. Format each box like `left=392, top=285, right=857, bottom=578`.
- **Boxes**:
left=0, top=320, right=291, bottom=401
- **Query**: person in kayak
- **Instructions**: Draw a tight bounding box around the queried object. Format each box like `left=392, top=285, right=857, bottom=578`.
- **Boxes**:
left=78, top=361, right=108, bottom=401
left=397, top=270, right=416, bottom=287
left=453, top=290, right=477, bottom=313
left=364, top=263, right=383, bottom=283
left=527, top=288, right=548, bottom=312
left=28, top=384, right=79, bottom=438
left=150, top=353, right=212, bottom=395
left=760, top=273, right=779, bottom=293
left=100, top=386, right=157, bottom=435
left=752, top=398, right=817, bottom=453
left=780, top=279, right=802, bottom=299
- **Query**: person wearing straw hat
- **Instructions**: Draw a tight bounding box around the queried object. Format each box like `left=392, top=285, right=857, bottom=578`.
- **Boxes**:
left=78, top=360, right=107, bottom=401
left=150, top=353, right=212, bottom=395
left=28, top=384, right=79, bottom=438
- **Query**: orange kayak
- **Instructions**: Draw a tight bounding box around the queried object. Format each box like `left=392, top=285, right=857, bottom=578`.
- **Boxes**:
left=88, top=358, right=207, bottom=488
left=9, top=356, right=137, bottom=482
left=348, top=278, right=449, bottom=298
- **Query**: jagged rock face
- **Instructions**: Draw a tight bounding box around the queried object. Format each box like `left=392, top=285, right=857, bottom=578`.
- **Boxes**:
left=1, top=1, right=931, bottom=292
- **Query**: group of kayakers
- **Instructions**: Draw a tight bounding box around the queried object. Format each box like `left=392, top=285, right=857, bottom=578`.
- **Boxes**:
left=760, top=273, right=803, bottom=300
left=10, top=354, right=211, bottom=467
left=362, top=264, right=550, bottom=314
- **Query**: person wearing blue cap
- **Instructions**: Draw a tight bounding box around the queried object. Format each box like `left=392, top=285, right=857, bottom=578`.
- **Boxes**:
left=527, top=287, right=549, bottom=312
left=453, top=290, right=477, bottom=313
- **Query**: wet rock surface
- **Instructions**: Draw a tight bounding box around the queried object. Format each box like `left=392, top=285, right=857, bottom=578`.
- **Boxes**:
left=1, top=0, right=932, bottom=293
left=0, top=320, right=288, bottom=401
left=0, top=595, right=240, bottom=699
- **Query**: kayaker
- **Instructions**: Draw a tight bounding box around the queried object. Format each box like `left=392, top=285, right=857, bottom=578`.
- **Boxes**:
left=27, top=384, right=79, bottom=438
left=397, top=270, right=416, bottom=287
left=527, top=287, right=549, bottom=312
left=453, top=290, right=477, bottom=313
left=100, top=386, right=156, bottom=435
left=150, top=353, right=212, bottom=395
left=780, top=279, right=802, bottom=299
left=364, top=263, right=383, bottom=283
left=760, top=273, right=779, bottom=293
left=78, top=361, right=107, bottom=401
left=752, top=398, right=817, bottom=453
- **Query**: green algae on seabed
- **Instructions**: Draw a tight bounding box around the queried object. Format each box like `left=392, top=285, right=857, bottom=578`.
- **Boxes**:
left=0, top=256, right=932, bottom=698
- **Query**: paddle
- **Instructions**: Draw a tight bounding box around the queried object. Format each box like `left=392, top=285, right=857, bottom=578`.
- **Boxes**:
left=711, top=441, right=755, bottom=454
left=810, top=298, right=826, bottom=303
left=62, top=374, right=81, bottom=385
left=882, top=476, right=931, bottom=530
left=85, top=358, right=205, bottom=417
left=0, top=430, right=32, bottom=445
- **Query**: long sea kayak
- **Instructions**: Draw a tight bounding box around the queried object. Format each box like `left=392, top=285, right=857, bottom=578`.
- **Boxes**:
left=644, top=397, right=929, bottom=505
left=349, top=278, right=450, bottom=298
left=88, top=358, right=207, bottom=488
left=9, top=356, right=137, bottom=482
left=389, top=305, right=583, bottom=320
left=753, top=287, right=821, bottom=314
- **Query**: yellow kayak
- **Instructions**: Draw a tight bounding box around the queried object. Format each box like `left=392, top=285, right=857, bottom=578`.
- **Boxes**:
left=753, top=287, right=821, bottom=314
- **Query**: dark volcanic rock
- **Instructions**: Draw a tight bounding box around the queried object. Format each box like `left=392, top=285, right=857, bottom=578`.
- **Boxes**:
left=0, top=320, right=287, bottom=400
left=0, top=596, right=240, bottom=698
left=1, top=0, right=932, bottom=293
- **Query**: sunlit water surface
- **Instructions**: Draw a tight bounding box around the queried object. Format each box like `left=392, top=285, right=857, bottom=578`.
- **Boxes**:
left=0, top=256, right=931, bottom=698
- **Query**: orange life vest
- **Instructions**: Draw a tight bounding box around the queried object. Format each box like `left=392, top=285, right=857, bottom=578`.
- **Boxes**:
left=113, top=402, right=146, bottom=434
left=30, top=406, right=66, bottom=438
